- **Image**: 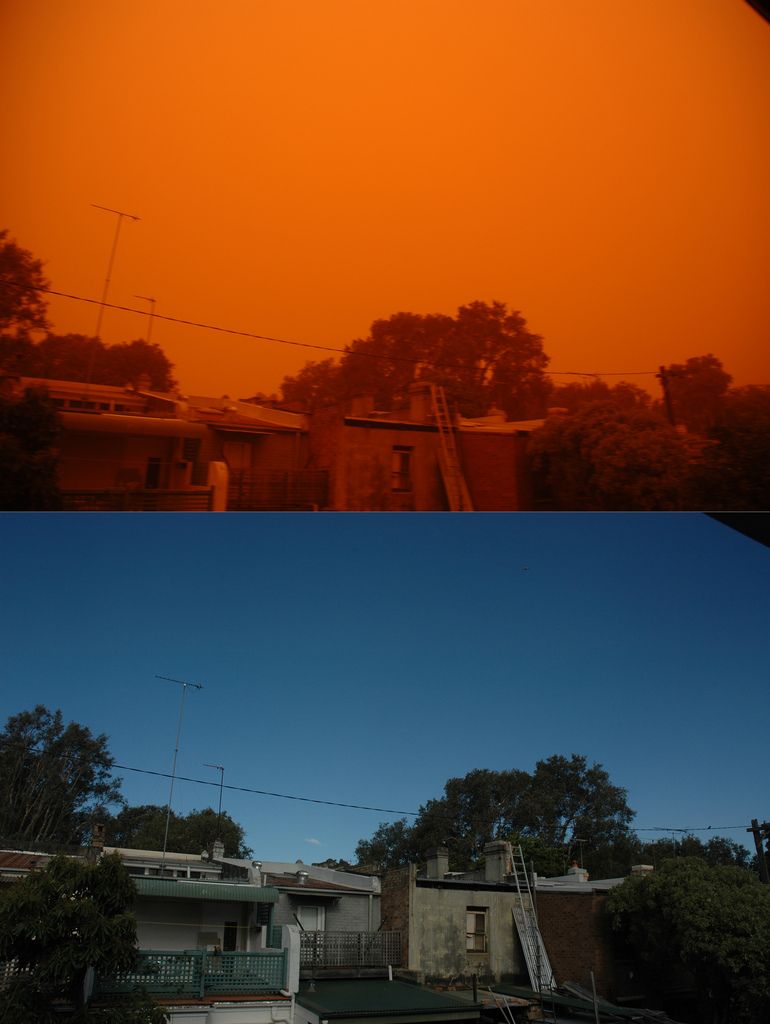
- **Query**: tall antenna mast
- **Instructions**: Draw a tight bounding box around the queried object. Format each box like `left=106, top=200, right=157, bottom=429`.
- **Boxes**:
left=156, top=675, right=203, bottom=871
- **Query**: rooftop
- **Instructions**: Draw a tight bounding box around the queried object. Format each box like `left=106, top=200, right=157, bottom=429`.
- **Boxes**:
left=297, top=980, right=481, bottom=1024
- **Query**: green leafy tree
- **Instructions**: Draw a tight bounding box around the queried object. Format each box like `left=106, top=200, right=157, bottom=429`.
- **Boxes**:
left=607, top=858, right=770, bottom=1024
left=0, top=852, right=166, bottom=1022
left=528, top=402, right=698, bottom=510
left=0, top=230, right=50, bottom=338
left=0, top=386, right=62, bottom=509
left=105, top=804, right=252, bottom=858
left=281, top=302, right=550, bottom=420
left=0, top=706, right=122, bottom=848
left=355, top=755, right=635, bottom=872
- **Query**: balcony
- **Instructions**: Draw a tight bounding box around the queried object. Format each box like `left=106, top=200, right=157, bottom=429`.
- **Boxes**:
left=300, top=931, right=402, bottom=971
left=95, top=948, right=288, bottom=999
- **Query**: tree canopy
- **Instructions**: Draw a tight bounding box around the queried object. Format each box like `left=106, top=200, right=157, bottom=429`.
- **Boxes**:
left=280, top=301, right=550, bottom=419
left=104, top=803, right=252, bottom=859
left=0, top=852, right=166, bottom=1022
left=1, top=334, right=177, bottom=391
left=355, top=755, right=635, bottom=875
left=0, top=386, right=62, bottom=510
left=527, top=402, right=701, bottom=510
left=0, top=705, right=122, bottom=848
left=607, top=858, right=770, bottom=1024
left=0, top=230, right=50, bottom=338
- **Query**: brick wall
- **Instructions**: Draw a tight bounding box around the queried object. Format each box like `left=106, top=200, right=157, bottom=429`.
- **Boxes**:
left=381, top=866, right=413, bottom=967
left=536, top=891, right=620, bottom=998
left=458, top=433, right=533, bottom=511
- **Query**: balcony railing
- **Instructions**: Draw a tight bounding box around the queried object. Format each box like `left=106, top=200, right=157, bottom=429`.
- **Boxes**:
left=60, top=488, right=214, bottom=511
left=95, top=949, right=288, bottom=999
left=228, top=469, right=328, bottom=511
left=300, top=931, right=402, bottom=969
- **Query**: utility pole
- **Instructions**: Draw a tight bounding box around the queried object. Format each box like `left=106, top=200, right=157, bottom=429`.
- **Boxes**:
left=656, top=365, right=676, bottom=427
left=747, top=819, right=770, bottom=884
left=156, top=675, right=203, bottom=871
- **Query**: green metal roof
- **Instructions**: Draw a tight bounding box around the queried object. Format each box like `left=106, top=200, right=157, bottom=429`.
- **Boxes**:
left=134, top=877, right=278, bottom=903
left=297, top=980, right=481, bottom=1024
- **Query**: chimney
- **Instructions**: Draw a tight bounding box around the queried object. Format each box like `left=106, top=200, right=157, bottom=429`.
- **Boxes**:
left=631, top=864, right=654, bottom=876
left=249, top=860, right=263, bottom=886
left=349, top=395, right=375, bottom=417
left=296, top=870, right=309, bottom=886
left=212, top=838, right=225, bottom=860
left=425, top=846, right=449, bottom=879
left=567, top=860, right=589, bottom=882
left=87, top=822, right=106, bottom=862
left=408, top=382, right=433, bottom=423
left=484, top=840, right=512, bottom=883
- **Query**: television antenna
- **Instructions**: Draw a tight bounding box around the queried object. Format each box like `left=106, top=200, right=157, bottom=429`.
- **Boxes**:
left=156, top=675, right=203, bottom=869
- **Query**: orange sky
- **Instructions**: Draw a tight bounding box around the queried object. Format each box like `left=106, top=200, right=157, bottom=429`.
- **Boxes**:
left=2, top=0, right=769, bottom=399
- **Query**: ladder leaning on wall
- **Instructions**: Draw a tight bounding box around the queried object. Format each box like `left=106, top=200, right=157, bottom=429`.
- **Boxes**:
left=429, top=385, right=474, bottom=511
left=510, top=844, right=556, bottom=993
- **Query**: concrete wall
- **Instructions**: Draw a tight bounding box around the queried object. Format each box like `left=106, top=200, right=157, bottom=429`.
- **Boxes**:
left=382, top=869, right=525, bottom=984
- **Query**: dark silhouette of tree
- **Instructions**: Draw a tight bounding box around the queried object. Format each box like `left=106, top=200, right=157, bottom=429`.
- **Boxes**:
left=607, top=858, right=770, bottom=1024
left=0, top=387, right=61, bottom=510
left=355, top=755, right=634, bottom=872
left=548, top=379, right=651, bottom=413
left=528, top=403, right=699, bottom=510
left=662, top=354, right=732, bottom=432
left=0, top=230, right=50, bottom=338
left=0, top=852, right=166, bottom=1021
left=2, top=333, right=177, bottom=390
left=280, top=301, right=550, bottom=419
left=0, top=706, right=122, bottom=847
left=691, top=385, right=770, bottom=510
left=105, top=804, right=252, bottom=858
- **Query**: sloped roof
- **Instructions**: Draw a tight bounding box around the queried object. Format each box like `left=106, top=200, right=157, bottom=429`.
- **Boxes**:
left=266, top=872, right=369, bottom=894
left=134, top=877, right=278, bottom=902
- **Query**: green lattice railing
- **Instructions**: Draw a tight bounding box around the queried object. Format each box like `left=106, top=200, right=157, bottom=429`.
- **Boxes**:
left=95, top=948, right=287, bottom=998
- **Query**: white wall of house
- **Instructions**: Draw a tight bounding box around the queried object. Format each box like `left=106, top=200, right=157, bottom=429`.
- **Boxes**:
left=162, top=998, right=294, bottom=1024
left=135, top=898, right=251, bottom=951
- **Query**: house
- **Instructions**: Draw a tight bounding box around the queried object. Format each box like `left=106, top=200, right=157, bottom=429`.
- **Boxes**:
left=308, top=383, right=540, bottom=511
left=0, top=841, right=299, bottom=1024
left=380, top=842, right=530, bottom=986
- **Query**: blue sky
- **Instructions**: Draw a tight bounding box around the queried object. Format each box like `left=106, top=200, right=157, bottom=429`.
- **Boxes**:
left=1, top=512, right=767, bottom=863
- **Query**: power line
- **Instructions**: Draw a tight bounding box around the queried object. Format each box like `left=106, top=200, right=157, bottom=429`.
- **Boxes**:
left=36, top=286, right=659, bottom=381
left=110, top=762, right=751, bottom=836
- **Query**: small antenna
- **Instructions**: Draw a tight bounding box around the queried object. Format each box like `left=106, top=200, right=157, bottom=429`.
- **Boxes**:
left=204, top=763, right=225, bottom=845
left=156, top=675, right=203, bottom=870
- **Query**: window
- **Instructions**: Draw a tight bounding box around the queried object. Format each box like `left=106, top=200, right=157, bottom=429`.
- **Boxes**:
left=391, top=446, right=412, bottom=492
left=466, top=907, right=487, bottom=952
left=145, top=457, right=162, bottom=488
left=223, top=921, right=238, bottom=952
left=296, top=904, right=325, bottom=931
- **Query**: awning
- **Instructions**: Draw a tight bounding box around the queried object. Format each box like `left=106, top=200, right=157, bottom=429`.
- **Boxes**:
left=60, top=412, right=208, bottom=438
left=134, top=877, right=279, bottom=902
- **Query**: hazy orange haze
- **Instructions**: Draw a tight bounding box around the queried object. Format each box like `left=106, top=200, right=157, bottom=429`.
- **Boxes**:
left=2, top=0, right=769, bottom=398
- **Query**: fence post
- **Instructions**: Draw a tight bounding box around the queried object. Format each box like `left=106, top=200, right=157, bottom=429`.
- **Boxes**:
left=199, top=950, right=206, bottom=999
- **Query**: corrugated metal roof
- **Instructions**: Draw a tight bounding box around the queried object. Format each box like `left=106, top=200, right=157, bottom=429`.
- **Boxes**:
left=134, top=877, right=278, bottom=902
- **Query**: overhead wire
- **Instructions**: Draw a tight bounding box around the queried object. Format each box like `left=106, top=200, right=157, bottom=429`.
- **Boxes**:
left=34, top=286, right=659, bottom=381
left=110, top=762, right=752, bottom=838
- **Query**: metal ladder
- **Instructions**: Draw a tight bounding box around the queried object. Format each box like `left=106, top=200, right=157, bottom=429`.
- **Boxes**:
left=429, top=385, right=474, bottom=511
left=510, top=844, right=556, bottom=992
